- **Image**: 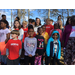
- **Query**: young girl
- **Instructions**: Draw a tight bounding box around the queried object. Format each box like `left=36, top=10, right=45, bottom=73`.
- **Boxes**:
left=6, top=30, right=22, bottom=65
left=49, top=23, right=62, bottom=42
left=41, top=25, right=49, bottom=65
left=23, top=24, right=36, bottom=42
left=35, top=27, right=45, bottom=65
left=46, top=30, right=61, bottom=65
left=34, top=18, right=41, bottom=34
left=0, top=20, right=10, bottom=65
left=42, top=25, right=49, bottom=45
left=11, top=20, right=24, bottom=41
left=24, top=25, right=37, bottom=65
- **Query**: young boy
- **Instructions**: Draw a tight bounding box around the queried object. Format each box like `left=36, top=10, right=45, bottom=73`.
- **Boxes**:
left=46, top=30, right=61, bottom=65
left=35, top=27, right=45, bottom=65
left=45, top=18, right=54, bottom=35
left=24, top=25, right=37, bottom=65
left=6, top=30, right=22, bottom=65
left=49, top=19, right=53, bottom=25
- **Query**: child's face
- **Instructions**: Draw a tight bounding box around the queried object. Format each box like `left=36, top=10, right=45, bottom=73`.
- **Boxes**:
left=36, top=19, right=40, bottom=25
left=1, top=22, right=6, bottom=28
left=53, top=33, right=58, bottom=40
left=23, top=23, right=27, bottom=28
left=50, top=21, right=53, bottom=25
left=54, top=24, right=59, bottom=29
left=28, top=29, right=34, bottom=37
left=46, top=20, right=50, bottom=25
left=11, top=34, right=18, bottom=39
left=38, top=28, right=43, bottom=35
left=42, top=26, right=46, bottom=32
left=15, top=21, right=20, bottom=28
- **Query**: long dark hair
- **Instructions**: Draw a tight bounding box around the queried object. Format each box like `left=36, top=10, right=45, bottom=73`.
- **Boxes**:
left=35, top=18, right=41, bottom=26
left=14, top=20, right=21, bottom=29
left=65, top=17, right=71, bottom=26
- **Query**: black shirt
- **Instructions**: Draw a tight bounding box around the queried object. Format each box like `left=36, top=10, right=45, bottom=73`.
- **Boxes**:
left=35, top=35, right=45, bottom=55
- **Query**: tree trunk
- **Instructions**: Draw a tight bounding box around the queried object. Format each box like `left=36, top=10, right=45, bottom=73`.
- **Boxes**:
left=23, top=9, right=25, bottom=21
left=62, top=9, right=64, bottom=26
left=67, top=9, right=69, bottom=17
left=48, top=9, right=50, bottom=18
left=17, top=9, right=21, bottom=22
left=28, top=9, right=30, bottom=24
left=11, top=9, right=12, bottom=27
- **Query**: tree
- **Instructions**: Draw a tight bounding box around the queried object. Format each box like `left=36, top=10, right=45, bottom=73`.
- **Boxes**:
left=48, top=9, right=50, bottom=18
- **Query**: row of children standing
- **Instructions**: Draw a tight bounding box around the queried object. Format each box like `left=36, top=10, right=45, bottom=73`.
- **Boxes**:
left=0, top=15, right=64, bottom=65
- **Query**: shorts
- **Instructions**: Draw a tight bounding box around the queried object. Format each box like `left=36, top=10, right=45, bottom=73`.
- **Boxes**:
left=0, top=42, right=6, bottom=55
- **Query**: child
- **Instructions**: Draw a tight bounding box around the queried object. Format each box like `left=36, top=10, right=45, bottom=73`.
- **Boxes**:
left=20, top=21, right=28, bottom=64
left=41, top=25, right=49, bottom=65
left=6, top=30, right=22, bottom=65
left=49, top=23, right=62, bottom=42
left=46, top=30, right=61, bottom=65
left=22, top=21, right=28, bottom=43
left=42, top=25, right=49, bottom=45
left=35, top=27, right=45, bottom=65
left=11, top=20, right=24, bottom=41
left=45, top=18, right=54, bottom=35
left=23, top=24, right=36, bottom=43
left=0, top=20, right=10, bottom=65
left=24, top=25, right=37, bottom=65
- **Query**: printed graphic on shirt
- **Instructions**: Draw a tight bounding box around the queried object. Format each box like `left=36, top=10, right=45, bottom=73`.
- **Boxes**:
left=38, top=39, right=44, bottom=49
left=26, top=39, right=36, bottom=52
left=70, top=27, right=75, bottom=37
left=27, top=43, right=35, bottom=47
left=11, top=43, right=19, bottom=46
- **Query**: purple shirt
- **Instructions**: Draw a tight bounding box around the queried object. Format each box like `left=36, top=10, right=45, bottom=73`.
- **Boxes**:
left=62, top=24, right=72, bottom=47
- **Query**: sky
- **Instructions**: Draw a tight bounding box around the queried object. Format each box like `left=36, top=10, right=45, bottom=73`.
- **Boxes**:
left=0, top=9, right=75, bottom=27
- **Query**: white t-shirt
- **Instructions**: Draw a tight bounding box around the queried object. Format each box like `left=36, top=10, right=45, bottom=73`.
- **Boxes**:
left=70, top=26, right=75, bottom=37
left=0, top=28, right=11, bottom=42
left=34, top=25, right=41, bottom=34
left=53, top=40, right=58, bottom=54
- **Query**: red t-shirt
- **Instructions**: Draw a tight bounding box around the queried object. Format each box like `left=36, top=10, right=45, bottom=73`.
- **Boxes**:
left=22, top=28, right=28, bottom=31
left=22, top=31, right=36, bottom=43
left=6, top=39, right=22, bottom=60
left=45, top=24, right=54, bottom=35
left=22, top=28, right=28, bottom=43
left=15, top=28, right=19, bottom=30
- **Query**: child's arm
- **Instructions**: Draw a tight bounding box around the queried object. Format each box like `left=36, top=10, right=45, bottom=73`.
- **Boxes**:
left=5, top=33, right=10, bottom=44
left=19, top=49, right=22, bottom=57
left=6, top=49, right=9, bottom=57
left=58, top=41, right=61, bottom=59
left=46, top=39, right=51, bottom=57
left=32, top=39, right=37, bottom=56
left=19, top=29, right=24, bottom=41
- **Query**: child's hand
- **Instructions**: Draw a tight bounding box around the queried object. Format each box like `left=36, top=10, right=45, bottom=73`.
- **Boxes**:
left=7, top=55, right=8, bottom=58
left=36, top=53, right=38, bottom=56
left=29, top=54, right=32, bottom=57
left=19, top=55, right=20, bottom=57
left=43, top=53, right=45, bottom=56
